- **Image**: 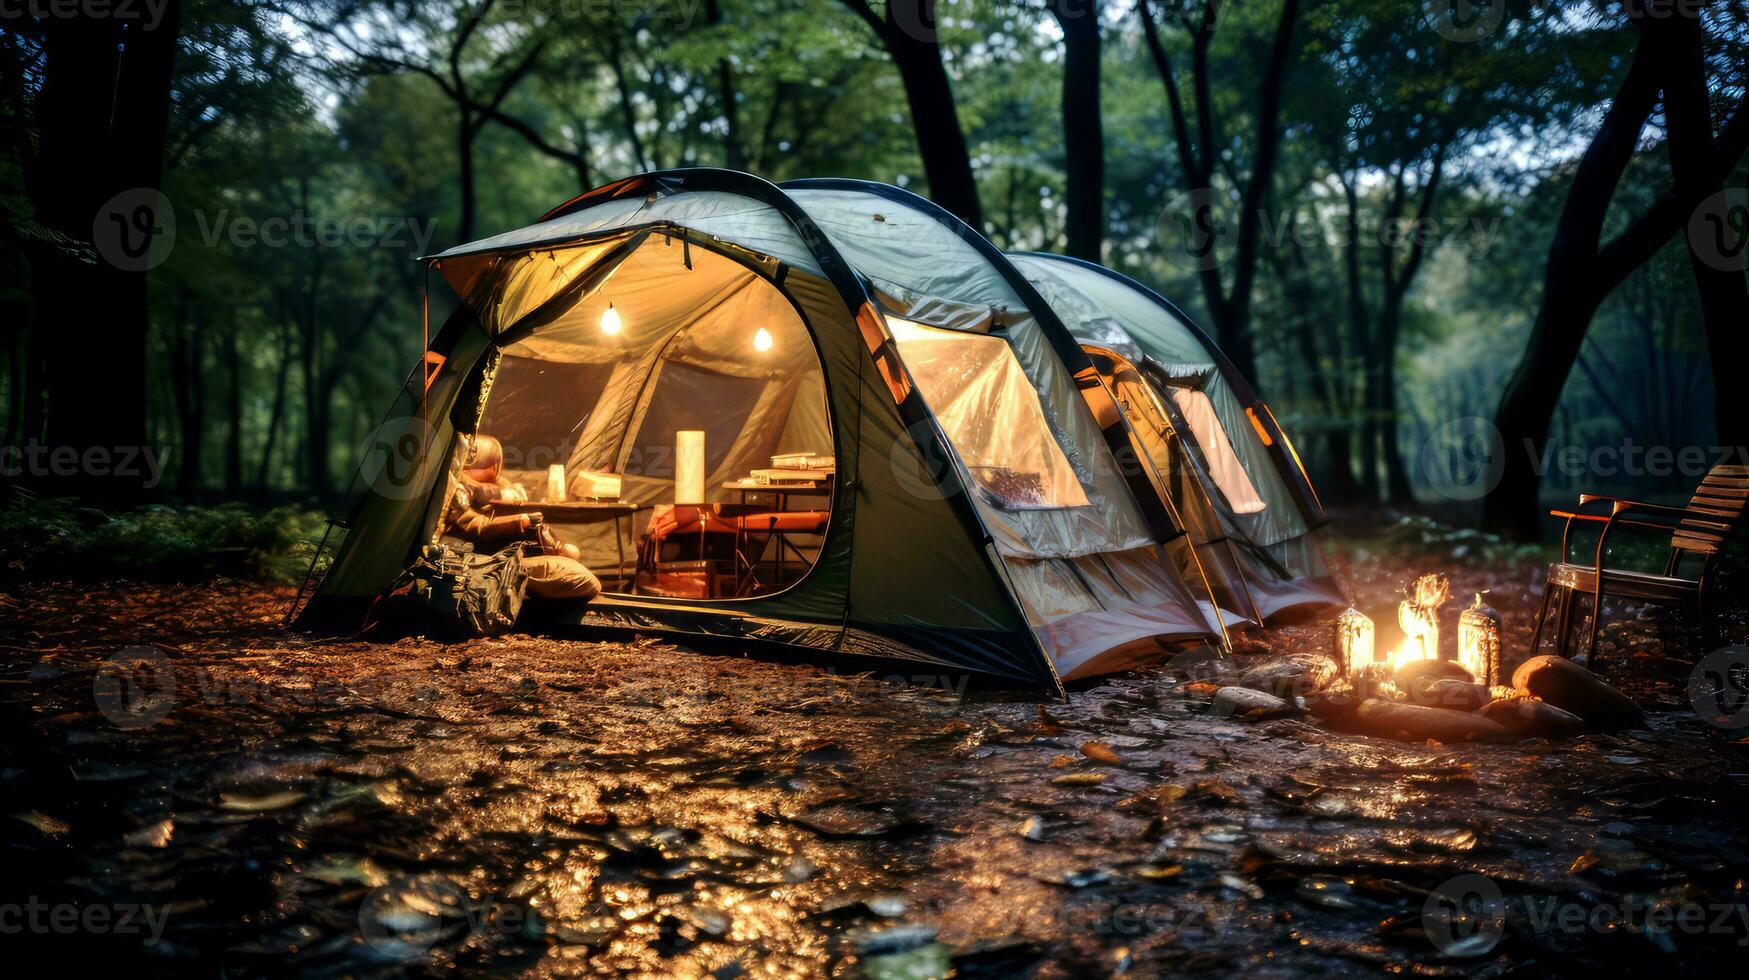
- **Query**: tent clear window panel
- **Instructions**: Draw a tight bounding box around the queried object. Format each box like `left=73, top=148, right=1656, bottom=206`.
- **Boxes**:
left=886, top=317, right=1089, bottom=511
left=1169, top=387, right=1267, bottom=515
left=458, top=237, right=834, bottom=600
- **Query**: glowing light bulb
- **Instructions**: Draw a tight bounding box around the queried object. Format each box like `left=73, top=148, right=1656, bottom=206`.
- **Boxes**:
left=600, top=304, right=622, bottom=336
left=753, top=327, right=773, bottom=353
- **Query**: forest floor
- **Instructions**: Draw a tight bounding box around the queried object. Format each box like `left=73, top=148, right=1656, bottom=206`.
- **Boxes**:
left=2, top=521, right=1748, bottom=977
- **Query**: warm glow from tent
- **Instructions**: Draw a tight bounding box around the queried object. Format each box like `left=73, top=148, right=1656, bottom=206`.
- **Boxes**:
left=600, top=304, right=622, bottom=335
left=753, top=327, right=773, bottom=353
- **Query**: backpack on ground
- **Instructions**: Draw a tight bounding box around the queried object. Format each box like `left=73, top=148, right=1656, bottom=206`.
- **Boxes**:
left=369, top=543, right=528, bottom=640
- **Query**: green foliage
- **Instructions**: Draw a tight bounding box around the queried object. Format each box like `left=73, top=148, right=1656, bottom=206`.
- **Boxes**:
left=0, top=491, right=329, bottom=584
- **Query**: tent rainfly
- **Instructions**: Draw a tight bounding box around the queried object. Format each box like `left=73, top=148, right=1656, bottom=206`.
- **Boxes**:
left=1009, top=252, right=1345, bottom=624
left=297, top=169, right=1333, bottom=691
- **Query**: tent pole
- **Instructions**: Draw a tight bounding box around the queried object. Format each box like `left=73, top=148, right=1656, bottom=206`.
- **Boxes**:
left=421, top=263, right=431, bottom=420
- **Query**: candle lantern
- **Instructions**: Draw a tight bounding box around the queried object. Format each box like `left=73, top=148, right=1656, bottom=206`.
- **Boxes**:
left=547, top=464, right=567, bottom=502
left=675, top=430, right=706, bottom=506
left=1458, top=592, right=1503, bottom=686
left=1334, top=607, right=1375, bottom=676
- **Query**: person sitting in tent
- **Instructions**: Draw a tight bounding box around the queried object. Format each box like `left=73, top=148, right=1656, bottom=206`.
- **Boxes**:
left=444, top=435, right=600, bottom=601
left=458, top=434, right=528, bottom=506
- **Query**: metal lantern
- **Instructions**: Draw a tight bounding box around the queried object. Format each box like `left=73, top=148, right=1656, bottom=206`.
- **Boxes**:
left=1458, top=592, right=1503, bottom=686
left=1334, top=607, right=1375, bottom=677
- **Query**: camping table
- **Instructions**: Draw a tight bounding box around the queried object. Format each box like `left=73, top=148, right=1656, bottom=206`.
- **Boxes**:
left=484, top=500, right=640, bottom=586
left=720, top=479, right=832, bottom=594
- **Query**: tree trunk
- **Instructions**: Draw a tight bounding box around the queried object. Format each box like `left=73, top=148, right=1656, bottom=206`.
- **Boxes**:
left=1056, top=0, right=1103, bottom=260
left=1376, top=294, right=1415, bottom=504
left=31, top=2, right=181, bottom=502
left=169, top=299, right=206, bottom=498
left=1338, top=179, right=1379, bottom=499
left=845, top=0, right=983, bottom=230
left=708, top=0, right=744, bottom=170
left=1483, top=37, right=1661, bottom=537
left=1138, top=0, right=1297, bottom=383
left=1649, top=9, right=1749, bottom=453
left=224, top=319, right=243, bottom=496
left=257, top=321, right=293, bottom=491
left=457, top=111, right=477, bottom=245
left=1359, top=344, right=1382, bottom=500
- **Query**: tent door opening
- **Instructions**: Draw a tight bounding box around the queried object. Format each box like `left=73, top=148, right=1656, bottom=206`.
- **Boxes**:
left=441, top=233, right=837, bottom=603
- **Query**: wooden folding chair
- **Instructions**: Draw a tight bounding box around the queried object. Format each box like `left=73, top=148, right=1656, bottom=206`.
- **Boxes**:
left=1533, top=463, right=1748, bottom=666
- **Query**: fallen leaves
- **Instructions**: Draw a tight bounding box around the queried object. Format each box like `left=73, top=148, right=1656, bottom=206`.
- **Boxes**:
left=1034, top=705, right=1066, bottom=735
left=218, top=789, right=308, bottom=812
left=1115, top=783, right=1186, bottom=815
left=1079, top=740, right=1122, bottom=765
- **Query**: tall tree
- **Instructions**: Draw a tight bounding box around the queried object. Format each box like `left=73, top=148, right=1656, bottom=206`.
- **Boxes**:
left=1139, top=0, right=1300, bottom=380
left=1054, top=0, right=1104, bottom=259
left=28, top=1, right=183, bottom=502
left=1485, top=8, right=1749, bottom=536
left=287, top=0, right=550, bottom=244
left=839, top=0, right=984, bottom=229
left=1647, top=2, right=1749, bottom=453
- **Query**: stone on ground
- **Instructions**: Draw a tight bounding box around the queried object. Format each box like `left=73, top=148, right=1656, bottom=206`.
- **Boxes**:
left=1478, top=697, right=1590, bottom=739
left=1351, top=698, right=1516, bottom=743
left=1511, top=656, right=1644, bottom=730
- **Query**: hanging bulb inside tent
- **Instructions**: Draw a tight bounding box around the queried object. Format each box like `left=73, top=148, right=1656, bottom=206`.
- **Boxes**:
left=600, top=304, right=622, bottom=336
left=753, top=327, right=773, bottom=353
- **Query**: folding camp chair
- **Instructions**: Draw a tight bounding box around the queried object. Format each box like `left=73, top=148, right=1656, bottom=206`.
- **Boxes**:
left=1533, top=463, right=1748, bottom=666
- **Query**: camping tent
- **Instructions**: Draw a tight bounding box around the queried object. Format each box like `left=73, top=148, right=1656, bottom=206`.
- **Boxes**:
left=298, top=170, right=1230, bottom=690
left=1008, top=252, right=1346, bottom=623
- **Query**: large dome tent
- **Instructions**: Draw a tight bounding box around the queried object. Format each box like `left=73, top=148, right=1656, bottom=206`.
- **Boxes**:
left=295, top=170, right=1236, bottom=690
left=1009, top=252, right=1345, bottom=623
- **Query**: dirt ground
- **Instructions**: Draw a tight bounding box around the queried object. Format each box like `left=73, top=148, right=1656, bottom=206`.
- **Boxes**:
left=3, top=531, right=1748, bottom=977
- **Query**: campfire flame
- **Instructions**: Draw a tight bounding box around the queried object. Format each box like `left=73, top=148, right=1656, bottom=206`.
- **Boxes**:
left=1381, top=573, right=1450, bottom=673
